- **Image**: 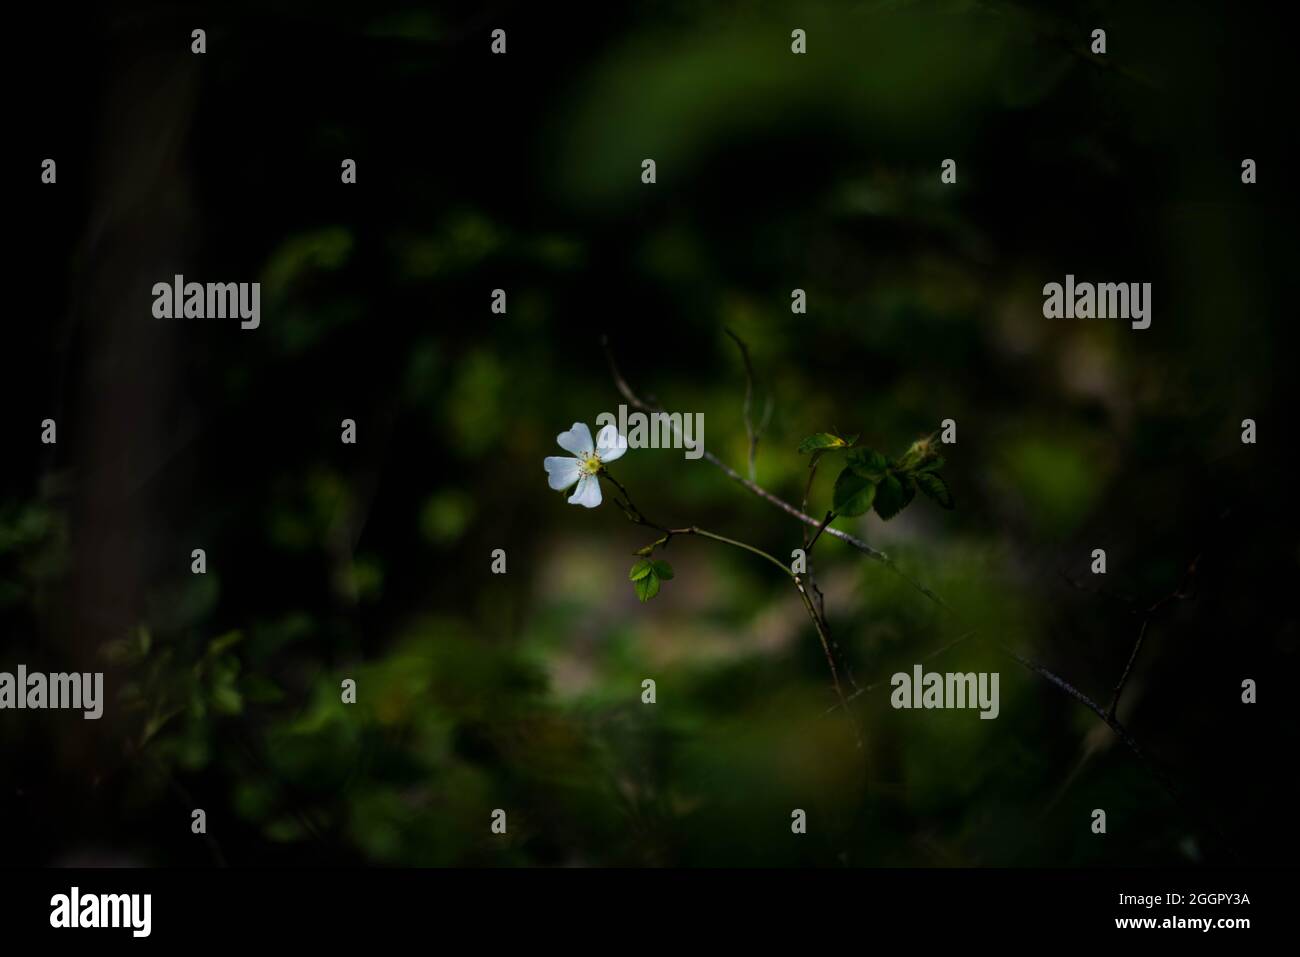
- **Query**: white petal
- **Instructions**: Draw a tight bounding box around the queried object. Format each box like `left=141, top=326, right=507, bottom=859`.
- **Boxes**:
left=543, top=456, right=582, bottom=490
left=567, top=473, right=603, bottom=508
left=556, top=422, right=594, bottom=456
left=595, top=423, right=628, bottom=463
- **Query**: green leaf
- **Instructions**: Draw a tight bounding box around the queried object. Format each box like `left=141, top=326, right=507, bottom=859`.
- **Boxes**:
left=832, top=468, right=878, bottom=517
left=846, top=448, right=889, bottom=481
left=915, top=471, right=954, bottom=508
left=900, top=480, right=916, bottom=511
left=629, top=559, right=654, bottom=581
left=798, top=432, right=848, bottom=453
left=211, top=682, right=244, bottom=716
left=633, top=572, right=661, bottom=602
left=918, top=456, right=946, bottom=473
left=651, top=560, right=674, bottom=580
left=207, top=629, right=243, bottom=657
left=873, top=473, right=914, bottom=520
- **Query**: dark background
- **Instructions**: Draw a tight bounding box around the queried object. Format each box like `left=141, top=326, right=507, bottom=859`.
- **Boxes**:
left=2, top=0, right=1296, bottom=867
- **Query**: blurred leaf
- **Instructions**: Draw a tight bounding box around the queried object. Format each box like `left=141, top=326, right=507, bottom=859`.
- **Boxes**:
left=140, top=708, right=182, bottom=747
left=419, top=490, right=475, bottom=546
left=211, top=682, right=243, bottom=716
left=207, top=630, right=243, bottom=657
left=262, top=226, right=353, bottom=297
left=999, top=436, right=1104, bottom=537
left=629, top=559, right=654, bottom=581
left=651, top=560, right=674, bottom=580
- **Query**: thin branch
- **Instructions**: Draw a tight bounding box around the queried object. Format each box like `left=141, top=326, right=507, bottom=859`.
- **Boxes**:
left=999, top=642, right=1236, bottom=859
left=805, top=510, right=836, bottom=554
left=826, top=629, right=980, bottom=713
left=601, top=335, right=951, bottom=613
left=1056, top=568, right=1138, bottom=608
left=603, top=327, right=1227, bottom=853
left=599, top=468, right=861, bottom=747
left=724, top=328, right=762, bottom=482
left=1001, top=646, right=1119, bottom=736
left=796, top=456, right=860, bottom=693
left=800, top=453, right=828, bottom=621
left=1106, top=617, right=1150, bottom=723
left=603, top=335, right=878, bottom=546
left=1105, top=553, right=1200, bottom=722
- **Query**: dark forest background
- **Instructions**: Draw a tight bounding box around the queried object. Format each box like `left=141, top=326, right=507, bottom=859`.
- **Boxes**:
left=2, top=0, right=1296, bottom=866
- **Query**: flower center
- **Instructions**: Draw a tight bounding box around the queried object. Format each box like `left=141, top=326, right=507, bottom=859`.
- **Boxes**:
left=580, top=453, right=602, bottom=474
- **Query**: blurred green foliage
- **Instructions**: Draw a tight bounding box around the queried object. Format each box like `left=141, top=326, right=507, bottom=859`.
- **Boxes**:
left=2, top=0, right=1296, bottom=867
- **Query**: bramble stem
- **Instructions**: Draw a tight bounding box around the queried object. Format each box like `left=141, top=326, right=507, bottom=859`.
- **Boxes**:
left=599, top=469, right=860, bottom=747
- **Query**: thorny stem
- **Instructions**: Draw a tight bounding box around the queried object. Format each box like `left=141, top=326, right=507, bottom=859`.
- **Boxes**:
left=798, top=458, right=860, bottom=691
left=600, top=334, right=950, bottom=611
left=724, top=327, right=770, bottom=483
left=1107, top=618, right=1150, bottom=723
left=1105, top=554, right=1200, bottom=722
left=800, top=456, right=828, bottom=620
left=598, top=335, right=1237, bottom=852
left=599, top=470, right=861, bottom=747
left=599, top=334, right=1225, bottom=846
left=995, top=643, right=1236, bottom=854
left=806, top=510, right=836, bottom=554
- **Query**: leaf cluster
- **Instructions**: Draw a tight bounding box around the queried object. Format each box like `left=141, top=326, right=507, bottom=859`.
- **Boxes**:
left=628, top=557, right=675, bottom=601
left=798, top=432, right=954, bottom=520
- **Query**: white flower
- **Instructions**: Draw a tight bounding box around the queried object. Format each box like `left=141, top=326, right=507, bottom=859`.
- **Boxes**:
left=543, top=421, right=627, bottom=508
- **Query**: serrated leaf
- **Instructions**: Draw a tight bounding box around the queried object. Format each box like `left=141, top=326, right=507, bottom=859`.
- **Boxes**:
left=846, top=448, right=889, bottom=481
left=900, top=480, right=916, bottom=510
left=633, top=572, right=661, bottom=602
left=651, top=560, right=674, bottom=580
left=915, top=471, right=954, bottom=508
left=798, top=432, right=847, bottom=453
left=873, top=473, right=914, bottom=520
left=629, top=559, right=654, bottom=581
left=832, top=467, right=878, bottom=517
